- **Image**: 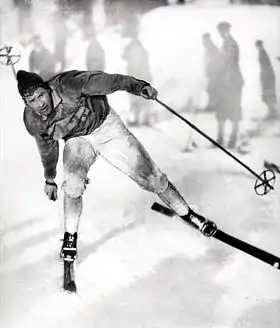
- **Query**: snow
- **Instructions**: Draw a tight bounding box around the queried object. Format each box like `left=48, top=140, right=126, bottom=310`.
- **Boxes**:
left=1, top=1, right=280, bottom=328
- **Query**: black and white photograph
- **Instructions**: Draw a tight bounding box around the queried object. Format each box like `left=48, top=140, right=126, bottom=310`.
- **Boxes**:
left=0, top=0, right=280, bottom=327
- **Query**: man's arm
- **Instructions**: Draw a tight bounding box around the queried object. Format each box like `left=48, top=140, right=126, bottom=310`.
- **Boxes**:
left=34, top=133, right=59, bottom=182
left=81, top=71, right=150, bottom=96
left=58, top=70, right=157, bottom=100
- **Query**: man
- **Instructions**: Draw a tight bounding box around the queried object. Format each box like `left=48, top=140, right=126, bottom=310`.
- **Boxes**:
left=29, top=34, right=56, bottom=81
left=122, top=16, right=155, bottom=127
left=17, top=69, right=214, bottom=262
left=85, top=32, right=105, bottom=72
left=202, top=33, right=220, bottom=113
left=216, top=21, right=244, bottom=149
left=255, top=40, right=278, bottom=121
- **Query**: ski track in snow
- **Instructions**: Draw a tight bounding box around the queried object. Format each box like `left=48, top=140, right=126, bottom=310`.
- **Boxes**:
left=1, top=2, right=280, bottom=328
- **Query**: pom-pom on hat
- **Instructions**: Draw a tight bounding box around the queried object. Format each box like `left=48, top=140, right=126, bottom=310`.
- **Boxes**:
left=17, top=70, right=47, bottom=98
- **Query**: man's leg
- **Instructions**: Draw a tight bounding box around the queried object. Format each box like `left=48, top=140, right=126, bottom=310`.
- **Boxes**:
left=84, top=109, right=217, bottom=236
left=85, top=109, right=194, bottom=217
left=228, top=120, right=239, bottom=149
left=217, top=119, right=225, bottom=146
left=264, top=99, right=278, bottom=121
left=61, top=137, right=97, bottom=260
left=63, top=195, right=83, bottom=235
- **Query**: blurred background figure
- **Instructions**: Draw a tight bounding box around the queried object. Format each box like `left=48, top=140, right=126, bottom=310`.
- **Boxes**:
left=104, top=0, right=167, bottom=30
left=86, top=30, right=105, bottom=71
left=122, top=15, right=155, bottom=127
left=29, top=34, right=56, bottom=81
left=255, top=40, right=278, bottom=121
left=181, top=97, right=199, bottom=153
left=57, top=0, right=95, bottom=38
left=13, top=0, right=33, bottom=38
left=202, top=33, right=220, bottom=113
left=53, top=8, right=69, bottom=73
left=215, top=21, right=244, bottom=149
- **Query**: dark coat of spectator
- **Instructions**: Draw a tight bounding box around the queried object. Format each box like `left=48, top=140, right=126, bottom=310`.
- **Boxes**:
left=255, top=40, right=277, bottom=120
left=202, top=33, right=221, bottom=112
left=53, top=14, right=69, bottom=72
left=217, top=22, right=244, bottom=123
left=29, top=35, right=56, bottom=81
left=123, top=36, right=154, bottom=126
left=215, top=21, right=244, bottom=148
left=86, top=36, right=105, bottom=71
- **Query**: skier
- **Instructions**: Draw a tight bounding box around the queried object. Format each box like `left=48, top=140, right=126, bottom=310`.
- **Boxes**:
left=16, top=69, right=214, bottom=262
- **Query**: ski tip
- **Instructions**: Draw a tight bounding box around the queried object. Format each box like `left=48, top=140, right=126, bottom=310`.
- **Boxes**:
left=273, top=261, right=280, bottom=270
left=64, top=281, right=77, bottom=293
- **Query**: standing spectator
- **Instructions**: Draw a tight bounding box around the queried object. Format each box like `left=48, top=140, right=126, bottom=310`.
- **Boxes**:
left=104, top=0, right=167, bottom=30
left=57, top=0, right=94, bottom=38
left=13, top=0, right=33, bottom=37
left=29, top=34, right=56, bottom=81
left=202, top=33, right=221, bottom=113
left=53, top=10, right=69, bottom=73
left=255, top=40, right=278, bottom=121
left=86, top=32, right=105, bottom=71
left=216, top=21, right=244, bottom=149
left=122, top=16, right=154, bottom=126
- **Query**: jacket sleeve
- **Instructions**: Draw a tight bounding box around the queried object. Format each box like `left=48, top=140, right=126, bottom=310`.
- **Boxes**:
left=34, top=133, right=59, bottom=180
left=81, top=71, right=150, bottom=96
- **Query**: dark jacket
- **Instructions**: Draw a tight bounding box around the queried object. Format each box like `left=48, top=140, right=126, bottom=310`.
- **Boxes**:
left=23, top=70, right=149, bottom=179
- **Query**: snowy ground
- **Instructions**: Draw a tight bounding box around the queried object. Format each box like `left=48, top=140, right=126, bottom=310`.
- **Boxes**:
left=1, top=2, right=280, bottom=328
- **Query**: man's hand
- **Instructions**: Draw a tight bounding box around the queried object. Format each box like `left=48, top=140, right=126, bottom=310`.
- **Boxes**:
left=140, top=85, right=158, bottom=100
left=44, top=179, right=58, bottom=201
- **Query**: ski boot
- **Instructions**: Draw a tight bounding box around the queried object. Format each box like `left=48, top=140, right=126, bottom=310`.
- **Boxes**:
left=181, top=209, right=217, bottom=237
left=60, top=232, right=78, bottom=262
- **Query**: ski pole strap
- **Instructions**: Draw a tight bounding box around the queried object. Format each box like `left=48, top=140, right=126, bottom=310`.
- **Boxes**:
left=45, top=180, right=57, bottom=187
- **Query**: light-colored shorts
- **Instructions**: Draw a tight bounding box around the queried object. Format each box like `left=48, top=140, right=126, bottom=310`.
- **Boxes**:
left=62, top=108, right=168, bottom=198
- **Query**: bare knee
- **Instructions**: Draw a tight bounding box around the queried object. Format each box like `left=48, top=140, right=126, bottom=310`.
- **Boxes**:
left=62, top=174, right=88, bottom=199
left=138, top=171, right=169, bottom=194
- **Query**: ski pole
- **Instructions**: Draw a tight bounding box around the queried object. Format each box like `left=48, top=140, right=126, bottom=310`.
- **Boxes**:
left=155, top=98, right=275, bottom=195
left=0, top=45, right=20, bottom=79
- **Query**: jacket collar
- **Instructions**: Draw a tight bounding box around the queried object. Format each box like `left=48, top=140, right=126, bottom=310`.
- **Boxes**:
left=50, top=86, right=62, bottom=109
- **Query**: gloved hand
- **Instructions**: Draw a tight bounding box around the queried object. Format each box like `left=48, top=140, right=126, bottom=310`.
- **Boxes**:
left=44, top=180, right=58, bottom=201
left=140, top=85, right=158, bottom=100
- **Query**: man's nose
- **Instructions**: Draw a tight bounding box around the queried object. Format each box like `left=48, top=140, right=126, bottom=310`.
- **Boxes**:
left=37, top=99, right=44, bottom=108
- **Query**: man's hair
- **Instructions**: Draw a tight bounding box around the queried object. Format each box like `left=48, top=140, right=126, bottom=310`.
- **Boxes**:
left=17, top=70, right=50, bottom=98
left=255, top=40, right=263, bottom=47
left=217, top=21, right=231, bottom=33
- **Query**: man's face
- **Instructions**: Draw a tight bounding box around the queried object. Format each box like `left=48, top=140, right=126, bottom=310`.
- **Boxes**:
left=25, top=87, right=53, bottom=116
left=219, top=29, right=230, bottom=40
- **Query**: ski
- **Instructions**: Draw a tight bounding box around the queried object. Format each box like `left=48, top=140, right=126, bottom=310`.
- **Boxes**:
left=151, top=202, right=280, bottom=270
left=63, top=260, right=77, bottom=293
